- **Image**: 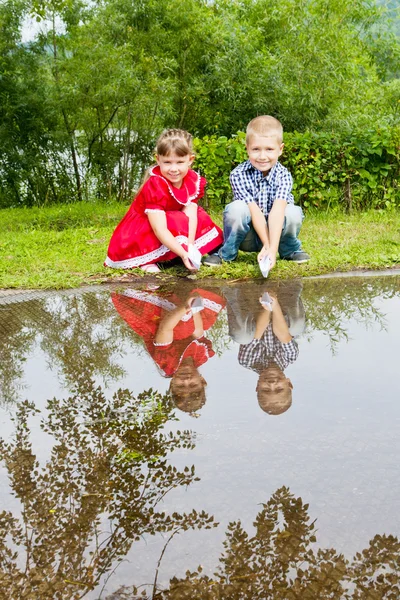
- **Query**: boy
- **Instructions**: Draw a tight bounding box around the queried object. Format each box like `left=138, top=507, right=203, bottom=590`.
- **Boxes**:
left=203, top=115, right=309, bottom=269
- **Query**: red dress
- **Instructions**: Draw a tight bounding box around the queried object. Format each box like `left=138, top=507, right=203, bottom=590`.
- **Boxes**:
left=105, top=166, right=223, bottom=269
left=111, top=288, right=226, bottom=377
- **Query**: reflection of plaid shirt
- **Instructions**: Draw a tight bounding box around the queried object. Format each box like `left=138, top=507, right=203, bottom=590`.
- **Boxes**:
left=238, top=323, right=299, bottom=373
left=230, top=160, right=294, bottom=217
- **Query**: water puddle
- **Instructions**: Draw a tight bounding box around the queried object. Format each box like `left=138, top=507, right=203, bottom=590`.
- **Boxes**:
left=1, top=276, right=399, bottom=598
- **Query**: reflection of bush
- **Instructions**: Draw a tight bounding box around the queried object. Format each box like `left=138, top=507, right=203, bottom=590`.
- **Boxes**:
left=0, top=382, right=216, bottom=599
left=202, top=307, right=232, bottom=357
left=119, top=486, right=400, bottom=600
left=302, top=277, right=400, bottom=353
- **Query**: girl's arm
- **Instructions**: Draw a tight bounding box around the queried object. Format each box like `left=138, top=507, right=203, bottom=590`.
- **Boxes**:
left=182, top=202, right=198, bottom=246
left=154, top=296, right=202, bottom=344
left=148, top=211, right=195, bottom=270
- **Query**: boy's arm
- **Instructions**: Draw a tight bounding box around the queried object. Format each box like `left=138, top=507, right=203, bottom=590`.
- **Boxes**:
left=258, top=199, right=286, bottom=267
left=271, top=296, right=292, bottom=343
left=258, top=168, right=293, bottom=267
left=249, top=202, right=270, bottom=248
left=253, top=305, right=272, bottom=339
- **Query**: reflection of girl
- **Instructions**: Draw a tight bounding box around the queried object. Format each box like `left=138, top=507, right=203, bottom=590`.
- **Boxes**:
left=112, top=288, right=225, bottom=413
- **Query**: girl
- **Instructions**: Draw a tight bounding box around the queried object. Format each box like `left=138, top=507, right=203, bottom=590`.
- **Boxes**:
left=105, top=129, right=223, bottom=273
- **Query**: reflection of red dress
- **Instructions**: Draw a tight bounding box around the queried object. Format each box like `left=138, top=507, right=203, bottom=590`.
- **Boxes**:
left=112, top=288, right=226, bottom=376
left=105, top=167, right=223, bottom=269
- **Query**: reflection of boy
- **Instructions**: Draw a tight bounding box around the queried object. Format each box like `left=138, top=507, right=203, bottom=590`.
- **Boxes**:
left=204, top=115, right=309, bottom=269
left=223, top=282, right=303, bottom=415
left=238, top=294, right=298, bottom=415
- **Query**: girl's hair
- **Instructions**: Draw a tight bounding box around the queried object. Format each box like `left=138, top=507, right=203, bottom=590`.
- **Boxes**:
left=134, top=129, right=194, bottom=197
left=156, top=128, right=193, bottom=157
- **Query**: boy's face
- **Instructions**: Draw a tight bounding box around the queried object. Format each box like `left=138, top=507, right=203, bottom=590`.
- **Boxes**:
left=256, top=365, right=293, bottom=414
left=246, top=134, right=283, bottom=174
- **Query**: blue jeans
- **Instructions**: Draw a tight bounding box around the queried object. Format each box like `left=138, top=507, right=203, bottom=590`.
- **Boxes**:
left=223, top=280, right=306, bottom=343
left=220, top=201, right=304, bottom=262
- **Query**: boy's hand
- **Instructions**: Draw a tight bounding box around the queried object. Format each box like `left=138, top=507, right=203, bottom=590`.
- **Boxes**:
left=259, top=292, right=278, bottom=311
left=258, top=246, right=276, bottom=270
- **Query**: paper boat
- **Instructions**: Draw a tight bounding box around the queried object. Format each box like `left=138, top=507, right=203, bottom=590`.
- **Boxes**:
left=259, top=255, right=271, bottom=278
left=188, top=244, right=202, bottom=270
left=190, top=296, right=204, bottom=314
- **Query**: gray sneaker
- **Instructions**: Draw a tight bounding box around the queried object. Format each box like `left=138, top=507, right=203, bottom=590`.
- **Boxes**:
left=283, top=251, right=310, bottom=263
left=202, top=253, right=222, bottom=267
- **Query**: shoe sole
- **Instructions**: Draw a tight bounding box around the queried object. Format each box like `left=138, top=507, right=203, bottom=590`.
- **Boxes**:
left=291, top=259, right=309, bottom=264
left=202, top=262, right=222, bottom=267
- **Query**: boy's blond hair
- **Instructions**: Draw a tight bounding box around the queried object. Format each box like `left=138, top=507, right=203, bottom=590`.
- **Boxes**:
left=257, top=388, right=292, bottom=415
left=246, top=115, right=283, bottom=144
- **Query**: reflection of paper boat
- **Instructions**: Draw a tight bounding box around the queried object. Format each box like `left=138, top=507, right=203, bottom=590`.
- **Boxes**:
left=259, top=255, right=271, bottom=278
left=261, top=292, right=273, bottom=311
left=191, top=297, right=204, bottom=314
left=188, top=244, right=202, bottom=270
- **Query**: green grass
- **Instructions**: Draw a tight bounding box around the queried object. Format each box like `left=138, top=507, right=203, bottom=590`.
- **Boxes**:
left=1, top=202, right=400, bottom=289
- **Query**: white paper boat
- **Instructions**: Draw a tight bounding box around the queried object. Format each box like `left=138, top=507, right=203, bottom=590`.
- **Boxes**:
left=260, top=292, right=273, bottom=311
left=259, top=255, right=271, bottom=278
left=188, top=244, right=202, bottom=270
left=190, top=297, right=204, bottom=314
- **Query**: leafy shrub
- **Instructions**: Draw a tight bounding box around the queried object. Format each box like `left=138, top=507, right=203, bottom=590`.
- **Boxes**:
left=194, top=127, right=400, bottom=211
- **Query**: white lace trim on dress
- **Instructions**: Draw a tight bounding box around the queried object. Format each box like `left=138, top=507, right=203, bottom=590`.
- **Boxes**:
left=122, top=289, right=177, bottom=311
left=203, top=299, right=223, bottom=313
left=144, top=208, right=166, bottom=214
left=105, top=227, right=220, bottom=269
left=149, top=166, right=201, bottom=205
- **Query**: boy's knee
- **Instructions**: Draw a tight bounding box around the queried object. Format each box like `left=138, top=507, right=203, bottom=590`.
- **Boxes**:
left=284, top=204, right=303, bottom=228
left=224, top=201, right=251, bottom=225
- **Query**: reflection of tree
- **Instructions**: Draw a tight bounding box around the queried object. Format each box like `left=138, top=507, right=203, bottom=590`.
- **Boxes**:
left=302, top=277, right=400, bottom=353
left=0, top=378, right=216, bottom=599
left=2, top=277, right=400, bottom=404
left=0, top=303, right=36, bottom=404
left=107, top=487, right=400, bottom=599
left=36, top=293, right=130, bottom=389
left=0, top=291, right=136, bottom=404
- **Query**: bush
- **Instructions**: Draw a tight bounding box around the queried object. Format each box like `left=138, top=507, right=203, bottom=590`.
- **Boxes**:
left=194, top=127, right=400, bottom=211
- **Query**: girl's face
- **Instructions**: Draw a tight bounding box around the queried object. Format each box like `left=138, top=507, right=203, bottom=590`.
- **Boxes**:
left=156, top=152, right=194, bottom=188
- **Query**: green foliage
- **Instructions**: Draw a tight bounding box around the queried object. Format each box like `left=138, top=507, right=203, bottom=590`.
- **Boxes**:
left=193, top=127, right=400, bottom=211
left=1, top=0, right=400, bottom=207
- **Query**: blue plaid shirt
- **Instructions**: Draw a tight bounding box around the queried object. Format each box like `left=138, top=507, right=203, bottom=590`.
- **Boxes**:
left=238, top=323, right=299, bottom=374
left=230, top=160, right=294, bottom=217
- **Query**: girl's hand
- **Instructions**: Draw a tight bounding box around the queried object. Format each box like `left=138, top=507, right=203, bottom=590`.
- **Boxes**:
left=184, top=295, right=198, bottom=311
left=182, top=252, right=198, bottom=272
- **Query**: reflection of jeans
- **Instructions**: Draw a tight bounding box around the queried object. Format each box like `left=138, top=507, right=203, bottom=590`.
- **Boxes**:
left=223, top=281, right=306, bottom=344
left=220, top=201, right=304, bottom=262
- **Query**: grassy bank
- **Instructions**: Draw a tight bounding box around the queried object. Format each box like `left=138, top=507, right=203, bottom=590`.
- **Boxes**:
left=1, top=202, right=400, bottom=289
